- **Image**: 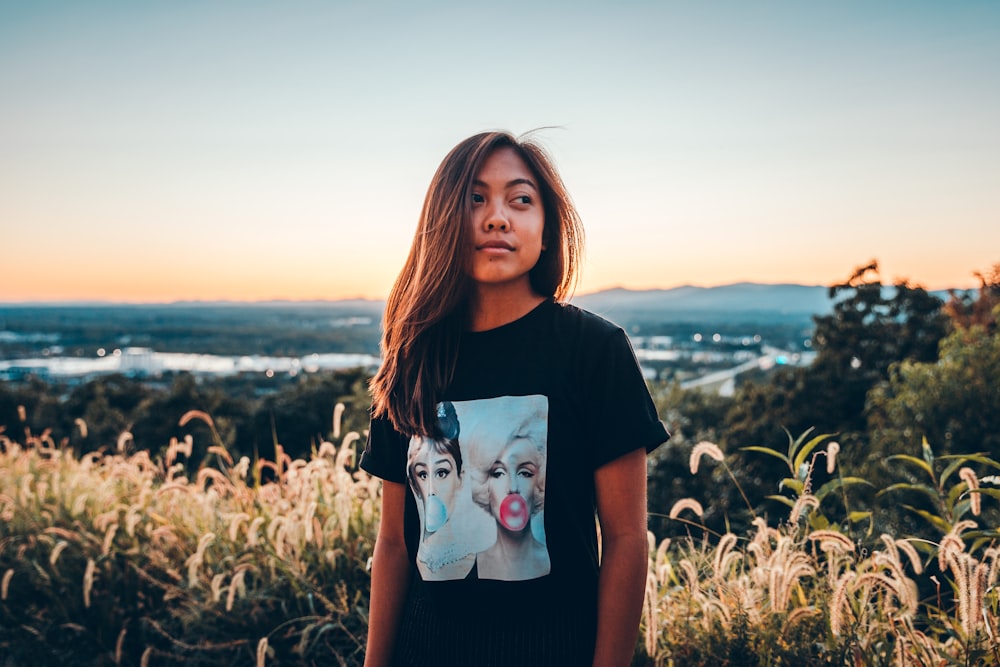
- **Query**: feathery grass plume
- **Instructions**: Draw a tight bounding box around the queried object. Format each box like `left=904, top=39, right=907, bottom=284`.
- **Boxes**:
left=689, top=441, right=724, bottom=474
left=246, top=516, right=267, bottom=547
left=179, top=410, right=215, bottom=429
left=234, top=455, right=251, bottom=480
left=256, top=637, right=269, bottom=667
left=712, top=533, right=740, bottom=578
left=829, top=571, right=854, bottom=637
left=197, top=467, right=234, bottom=495
left=653, top=536, right=673, bottom=584
left=884, top=535, right=924, bottom=576
left=179, top=434, right=194, bottom=458
left=669, top=498, right=704, bottom=520
left=826, top=441, right=839, bottom=474
left=318, top=440, right=337, bottom=458
left=809, top=529, right=855, bottom=595
left=186, top=532, right=217, bottom=587
left=210, top=573, right=225, bottom=603
left=959, top=466, right=981, bottom=516
left=226, top=564, right=252, bottom=612
left=115, top=627, right=127, bottom=665
left=1, top=568, right=13, bottom=600
left=643, top=531, right=660, bottom=658
left=228, top=512, right=251, bottom=542
left=206, top=445, right=234, bottom=466
left=986, top=546, right=1000, bottom=588
left=789, top=493, right=819, bottom=524
left=808, top=529, right=854, bottom=554
left=117, top=431, right=133, bottom=453
left=950, top=552, right=978, bottom=637
left=48, top=540, right=69, bottom=571
left=333, top=402, right=346, bottom=439
left=102, top=523, right=118, bottom=555
left=869, top=554, right=919, bottom=617
left=83, top=558, right=96, bottom=608
left=938, top=520, right=978, bottom=571
left=74, top=418, right=88, bottom=438
left=125, top=504, right=145, bottom=537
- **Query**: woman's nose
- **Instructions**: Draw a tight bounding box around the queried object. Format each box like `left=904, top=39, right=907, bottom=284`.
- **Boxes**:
left=483, top=202, right=510, bottom=232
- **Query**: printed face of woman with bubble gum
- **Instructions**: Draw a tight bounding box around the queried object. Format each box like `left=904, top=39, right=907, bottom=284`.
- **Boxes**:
left=408, top=438, right=462, bottom=534
left=488, top=436, right=544, bottom=533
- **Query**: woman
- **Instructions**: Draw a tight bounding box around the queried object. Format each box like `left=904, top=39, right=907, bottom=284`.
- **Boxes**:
left=361, top=130, right=669, bottom=667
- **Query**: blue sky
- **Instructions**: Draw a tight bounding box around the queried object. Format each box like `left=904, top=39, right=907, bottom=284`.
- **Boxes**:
left=2, top=1, right=998, bottom=301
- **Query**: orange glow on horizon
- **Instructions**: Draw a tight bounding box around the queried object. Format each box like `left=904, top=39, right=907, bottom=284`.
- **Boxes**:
left=3, top=255, right=990, bottom=304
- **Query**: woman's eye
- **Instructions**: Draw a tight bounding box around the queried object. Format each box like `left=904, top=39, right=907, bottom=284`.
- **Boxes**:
left=513, top=195, right=532, bottom=205
left=435, top=468, right=449, bottom=479
left=517, top=469, right=534, bottom=479
left=417, top=471, right=427, bottom=480
left=471, top=193, right=485, bottom=204
left=490, top=467, right=505, bottom=479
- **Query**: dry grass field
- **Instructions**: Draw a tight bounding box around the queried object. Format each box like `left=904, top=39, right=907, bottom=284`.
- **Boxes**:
left=3, top=410, right=999, bottom=666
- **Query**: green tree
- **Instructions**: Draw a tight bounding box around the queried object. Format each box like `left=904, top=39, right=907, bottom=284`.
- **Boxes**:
left=726, top=261, right=947, bottom=453
left=690, top=262, right=949, bottom=532
left=868, top=294, right=1000, bottom=461
left=863, top=263, right=999, bottom=534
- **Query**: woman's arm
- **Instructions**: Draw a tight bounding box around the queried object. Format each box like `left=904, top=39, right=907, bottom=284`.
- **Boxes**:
left=592, top=448, right=649, bottom=667
left=363, top=480, right=411, bottom=667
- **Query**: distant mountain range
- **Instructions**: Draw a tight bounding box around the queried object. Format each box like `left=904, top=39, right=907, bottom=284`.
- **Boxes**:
left=570, top=283, right=835, bottom=320
left=4, top=282, right=959, bottom=321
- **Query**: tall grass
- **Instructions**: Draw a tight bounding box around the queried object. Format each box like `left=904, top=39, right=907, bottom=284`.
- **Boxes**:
left=0, top=407, right=379, bottom=666
left=4, top=409, right=1000, bottom=665
left=641, top=433, right=1000, bottom=666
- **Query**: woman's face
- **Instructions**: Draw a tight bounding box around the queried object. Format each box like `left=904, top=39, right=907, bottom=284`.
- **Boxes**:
left=412, top=445, right=460, bottom=532
left=488, top=438, right=542, bottom=532
left=467, top=146, right=546, bottom=291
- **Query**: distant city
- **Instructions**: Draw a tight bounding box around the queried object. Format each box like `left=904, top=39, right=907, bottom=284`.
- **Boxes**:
left=0, top=346, right=381, bottom=382
left=0, top=283, right=843, bottom=396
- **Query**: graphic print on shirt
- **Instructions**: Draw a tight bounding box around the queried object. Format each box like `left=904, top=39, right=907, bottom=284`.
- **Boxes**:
left=406, top=394, right=551, bottom=582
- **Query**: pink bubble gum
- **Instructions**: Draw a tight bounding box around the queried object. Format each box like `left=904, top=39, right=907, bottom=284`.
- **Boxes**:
left=499, top=494, right=529, bottom=531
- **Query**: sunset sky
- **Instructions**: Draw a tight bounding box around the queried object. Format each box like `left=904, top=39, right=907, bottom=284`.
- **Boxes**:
left=2, top=1, right=998, bottom=303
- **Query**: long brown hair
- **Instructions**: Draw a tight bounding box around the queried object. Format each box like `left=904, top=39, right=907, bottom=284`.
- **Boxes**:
left=370, top=130, right=585, bottom=436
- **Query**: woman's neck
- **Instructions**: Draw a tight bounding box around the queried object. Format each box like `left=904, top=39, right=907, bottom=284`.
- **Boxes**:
left=468, top=283, right=545, bottom=332
left=492, top=525, right=538, bottom=555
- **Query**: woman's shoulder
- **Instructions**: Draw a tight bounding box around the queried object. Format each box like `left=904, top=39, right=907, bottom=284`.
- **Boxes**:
left=549, top=300, right=626, bottom=339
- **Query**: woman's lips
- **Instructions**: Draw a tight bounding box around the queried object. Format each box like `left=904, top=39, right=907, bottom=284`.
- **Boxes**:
left=477, top=240, right=515, bottom=252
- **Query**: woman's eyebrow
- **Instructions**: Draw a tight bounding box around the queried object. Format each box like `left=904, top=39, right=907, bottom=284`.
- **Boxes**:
left=472, top=178, right=538, bottom=190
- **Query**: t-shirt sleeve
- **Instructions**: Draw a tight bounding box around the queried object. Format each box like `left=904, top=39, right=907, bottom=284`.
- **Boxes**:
left=585, top=327, right=670, bottom=469
left=359, top=413, right=409, bottom=484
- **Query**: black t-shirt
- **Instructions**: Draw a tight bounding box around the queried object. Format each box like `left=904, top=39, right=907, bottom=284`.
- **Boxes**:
left=360, top=299, right=669, bottom=666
